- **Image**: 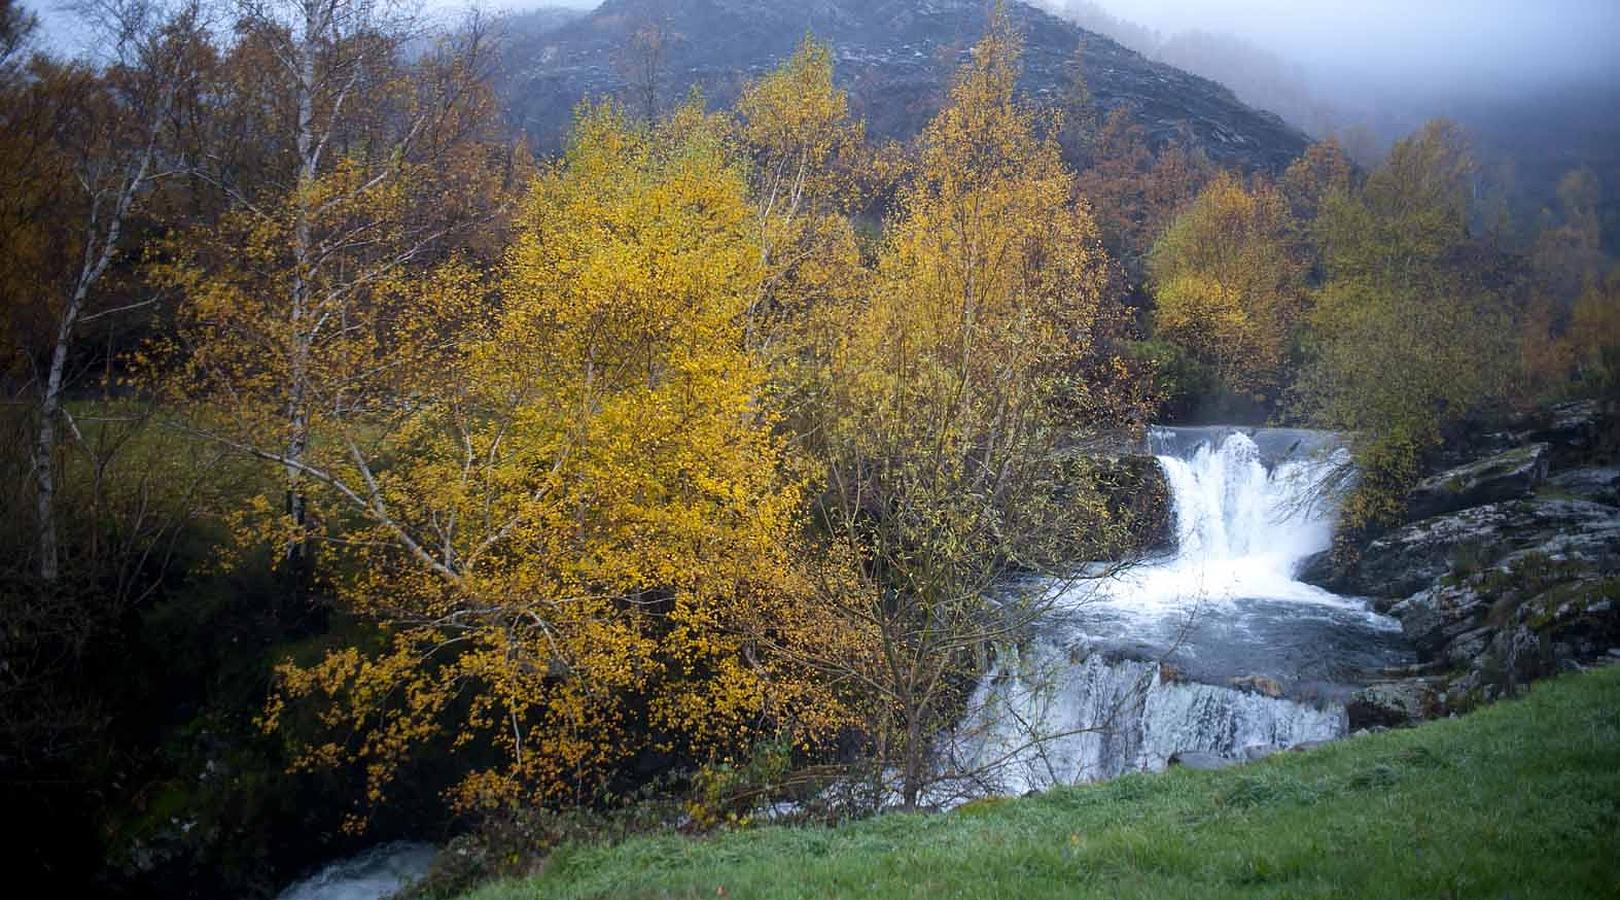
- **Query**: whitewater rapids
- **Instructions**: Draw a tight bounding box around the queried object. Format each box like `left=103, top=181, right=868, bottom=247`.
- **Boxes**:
left=934, top=427, right=1412, bottom=800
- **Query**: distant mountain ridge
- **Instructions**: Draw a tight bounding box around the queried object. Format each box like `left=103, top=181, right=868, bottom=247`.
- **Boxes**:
left=497, top=0, right=1308, bottom=172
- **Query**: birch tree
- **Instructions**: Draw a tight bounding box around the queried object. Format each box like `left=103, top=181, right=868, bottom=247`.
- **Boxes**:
left=0, top=0, right=202, bottom=581
left=261, top=103, right=852, bottom=818
left=158, top=0, right=513, bottom=585
left=798, top=13, right=1148, bottom=809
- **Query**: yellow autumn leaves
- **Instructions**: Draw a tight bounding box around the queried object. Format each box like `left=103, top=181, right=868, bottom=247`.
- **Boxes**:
left=247, top=19, right=1149, bottom=819
left=257, top=48, right=861, bottom=816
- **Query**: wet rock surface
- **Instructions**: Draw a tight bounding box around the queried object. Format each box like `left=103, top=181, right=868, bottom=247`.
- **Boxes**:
left=1341, top=498, right=1620, bottom=600
left=1318, top=401, right=1620, bottom=722
left=1404, top=443, right=1549, bottom=521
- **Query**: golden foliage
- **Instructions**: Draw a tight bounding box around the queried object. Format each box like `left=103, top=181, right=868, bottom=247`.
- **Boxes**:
left=1149, top=172, right=1306, bottom=399
left=796, top=13, right=1145, bottom=807
left=263, top=102, right=854, bottom=816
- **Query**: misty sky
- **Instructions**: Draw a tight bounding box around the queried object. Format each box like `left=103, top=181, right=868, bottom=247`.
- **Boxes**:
left=25, top=0, right=1620, bottom=101
left=1082, top=0, right=1620, bottom=100
left=477, top=0, right=1619, bottom=102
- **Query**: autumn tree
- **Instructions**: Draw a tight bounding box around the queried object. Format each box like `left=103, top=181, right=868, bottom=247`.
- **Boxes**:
left=617, top=0, right=675, bottom=124
left=1295, top=121, right=1520, bottom=527
left=1076, top=107, right=1212, bottom=281
left=157, top=0, right=515, bottom=590
left=1563, top=269, right=1620, bottom=392
left=1517, top=167, right=1619, bottom=399
left=799, top=14, right=1146, bottom=809
left=731, top=35, right=866, bottom=394
left=260, top=102, right=851, bottom=818
left=0, top=0, right=204, bottom=581
left=1531, top=168, right=1607, bottom=302
left=1148, top=171, right=1306, bottom=402
left=1281, top=137, right=1353, bottom=227
left=1056, top=42, right=1098, bottom=167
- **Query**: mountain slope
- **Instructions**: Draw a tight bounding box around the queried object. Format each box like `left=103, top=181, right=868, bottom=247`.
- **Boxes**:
left=498, top=0, right=1308, bottom=171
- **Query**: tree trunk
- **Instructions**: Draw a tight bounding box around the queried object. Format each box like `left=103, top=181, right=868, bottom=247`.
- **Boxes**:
left=283, top=0, right=320, bottom=569
left=33, top=311, right=72, bottom=581
left=901, top=705, right=924, bottom=810
left=34, top=216, right=120, bottom=581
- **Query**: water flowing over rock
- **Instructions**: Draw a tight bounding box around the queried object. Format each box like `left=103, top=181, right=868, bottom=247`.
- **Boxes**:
left=935, top=428, right=1408, bottom=801
left=940, top=652, right=1344, bottom=798
left=275, top=842, right=434, bottom=900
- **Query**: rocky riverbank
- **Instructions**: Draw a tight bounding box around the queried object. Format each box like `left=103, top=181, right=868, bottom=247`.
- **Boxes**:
left=1301, top=400, right=1620, bottom=726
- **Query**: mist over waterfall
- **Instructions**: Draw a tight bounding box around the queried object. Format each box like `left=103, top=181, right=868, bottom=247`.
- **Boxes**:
left=937, top=428, right=1411, bottom=802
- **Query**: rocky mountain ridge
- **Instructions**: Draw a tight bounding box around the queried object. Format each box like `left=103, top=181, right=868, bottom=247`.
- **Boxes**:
left=497, top=0, right=1308, bottom=171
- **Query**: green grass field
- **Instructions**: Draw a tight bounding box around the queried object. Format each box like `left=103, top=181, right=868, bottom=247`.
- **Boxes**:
left=469, top=665, right=1620, bottom=899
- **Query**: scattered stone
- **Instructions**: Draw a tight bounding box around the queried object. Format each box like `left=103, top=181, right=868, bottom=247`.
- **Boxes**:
left=1168, top=751, right=1241, bottom=771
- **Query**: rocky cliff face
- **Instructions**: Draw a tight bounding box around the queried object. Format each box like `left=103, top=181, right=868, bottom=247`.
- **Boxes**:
left=1301, top=401, right=1620, bottom=726
left=498, top=0, right=1307, bottom=171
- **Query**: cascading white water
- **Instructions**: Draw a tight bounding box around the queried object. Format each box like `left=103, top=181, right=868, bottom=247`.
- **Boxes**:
left=936, top=428, right=1408, bottom=802
left=275, top=842, right=435, bottom=900
left=1086, top=429, right=1357, bottom=618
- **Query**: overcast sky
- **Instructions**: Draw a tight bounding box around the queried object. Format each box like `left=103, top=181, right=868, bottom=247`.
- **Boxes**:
left=1077, top=0, right=1620, bottom=102
left=26, top=0, right=1620, bottom=99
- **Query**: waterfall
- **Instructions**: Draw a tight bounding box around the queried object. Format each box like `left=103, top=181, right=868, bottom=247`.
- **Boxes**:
left=935, top=428, right=1407, bottom=803
left=1088, top=428, right=1357, bottom=618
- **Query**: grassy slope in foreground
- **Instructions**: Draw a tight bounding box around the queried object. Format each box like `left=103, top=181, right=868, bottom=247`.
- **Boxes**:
left=471, top=667, right=1620, bottom=899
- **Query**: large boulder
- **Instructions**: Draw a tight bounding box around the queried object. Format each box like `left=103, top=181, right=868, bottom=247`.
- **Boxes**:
left=1387, top=558, right=1619, bottom=711
left=1346, top=678, right=1445, bottom=729
left=1336, top=498, right=1620, bottom=600
left=1405, top=443, right=1549, bottom=521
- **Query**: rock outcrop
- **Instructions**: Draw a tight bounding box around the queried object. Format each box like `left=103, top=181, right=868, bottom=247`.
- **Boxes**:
left=1404, top=442, right=1549, bottom=521
left=1306, top=400, right=1620, bottom=722
left=498, top=0, right=1308, bottom=171
left=1335, top=498, right=1619, bottom=601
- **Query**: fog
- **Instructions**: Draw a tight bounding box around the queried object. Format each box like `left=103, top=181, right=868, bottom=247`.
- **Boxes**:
left=1072, top=0, right=1620, bottom=102
left=29, top=0, right=1620, bottom=97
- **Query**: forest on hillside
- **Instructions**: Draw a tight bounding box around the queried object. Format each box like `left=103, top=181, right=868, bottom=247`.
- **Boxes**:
left=2, top=0, right=1617, bottom=895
